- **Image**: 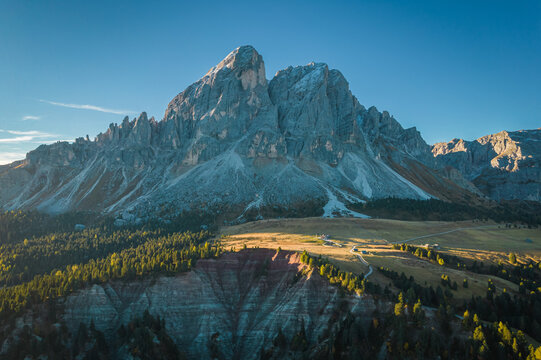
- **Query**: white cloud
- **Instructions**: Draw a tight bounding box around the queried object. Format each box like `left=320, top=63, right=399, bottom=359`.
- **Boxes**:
left=0, top=152, right=26, bottom=165
left=0, top=130, right=50, bottom=136
left=0, top=129, right=58, bottom=143
left=0, top=136, right=35, bottom=143
left=22, top=115, right=40, bottom=121
left=40, top=99, right=135, bottom=115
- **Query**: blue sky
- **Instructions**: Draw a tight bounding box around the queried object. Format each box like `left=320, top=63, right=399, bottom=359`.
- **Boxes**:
left=0, top=0, right=539, bottom=164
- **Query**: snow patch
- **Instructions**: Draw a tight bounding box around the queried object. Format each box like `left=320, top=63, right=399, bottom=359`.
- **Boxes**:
left=322, top=186, right=369, bottom=218
left=244, top=194, right=263, bottom=212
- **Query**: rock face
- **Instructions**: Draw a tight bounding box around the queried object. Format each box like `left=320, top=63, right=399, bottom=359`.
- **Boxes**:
left=0, top=46, right=482, bottom=221
left=58, top=249, right=377, bottom=359
left=432, top=129, right=541, bottom=201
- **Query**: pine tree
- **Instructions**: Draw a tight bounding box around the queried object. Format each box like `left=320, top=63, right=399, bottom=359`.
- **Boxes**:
left=394, top=292, right=405, bottom=317
left=498, top=322, right=512, bottom=345
left=413, top=299, right=424, bottom=325
left=462, top=310, right=471, bottom=329
left=473, top=313, right=480, bottom=327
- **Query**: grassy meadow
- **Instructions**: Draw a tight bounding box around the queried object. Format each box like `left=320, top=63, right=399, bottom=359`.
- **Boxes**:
left=220, top=217, right=541, bottom=301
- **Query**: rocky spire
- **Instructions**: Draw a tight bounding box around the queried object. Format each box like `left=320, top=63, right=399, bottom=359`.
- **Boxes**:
left=159, top=45, right=277, bottom=157
left=205, top=45, right=267, bottom=90
left=130, top=112, right=151, bottom=145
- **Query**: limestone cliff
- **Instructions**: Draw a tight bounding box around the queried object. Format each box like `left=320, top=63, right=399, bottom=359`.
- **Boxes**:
left=0, top=46, right=480, bottom=222
left=433, top=129, right=541, bottom=201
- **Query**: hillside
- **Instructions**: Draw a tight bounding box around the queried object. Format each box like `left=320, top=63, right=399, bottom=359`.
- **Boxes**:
left=221, top=218, right=541, bottom=332
left=1, top=213, right=540, bottom=359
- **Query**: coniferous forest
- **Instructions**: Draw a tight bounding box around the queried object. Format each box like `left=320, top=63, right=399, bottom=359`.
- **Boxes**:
left=1, top=209, right=541, bottom=359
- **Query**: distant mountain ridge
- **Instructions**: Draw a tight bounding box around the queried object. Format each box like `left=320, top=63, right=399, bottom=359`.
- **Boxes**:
left=0, top=46, right=535, bottom=222
left=433, top=128, right=541, bottom=202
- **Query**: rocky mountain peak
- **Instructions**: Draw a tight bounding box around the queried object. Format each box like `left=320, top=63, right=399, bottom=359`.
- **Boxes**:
left=121, top=116, right=130, bottom=127
left=205, top=45, right=267, bottom=90
left=0, top=46, right=491, bottom=219
left=131, top=112, right=152, bottom=145
left=135, top=111, right=148, bottom=124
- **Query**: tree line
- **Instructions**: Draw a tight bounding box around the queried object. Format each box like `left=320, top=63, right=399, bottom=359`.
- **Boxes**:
left=298, top=250, right=382, bottom=295
left=393, top=242, right=541, bottom=342
left=0, top=230, right=218, bottom=319
left=350, top=197, right=541, bottom=225
left=0, top=210, right=105, bottom=245
left=396, top=243, right=541, bottom=292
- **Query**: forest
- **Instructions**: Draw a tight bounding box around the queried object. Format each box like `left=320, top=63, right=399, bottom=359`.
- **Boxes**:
left=1, top=210, right=541, bottom=359
left=392, top=243, right=541, bottom=343
left=289, top=249, right=541, bottom=359
left=351, top=197, right=541, bottom=225
left=0, top=209, right=220, bottom=319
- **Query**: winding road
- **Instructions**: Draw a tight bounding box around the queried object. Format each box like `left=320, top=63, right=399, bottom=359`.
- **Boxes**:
left=321, top=238, right=342, bottom=247
left=320, top=224, right=499, bottom=281
left=350, top=245, right=373, bottom=278
left=320, top=237, right=373, bottom=278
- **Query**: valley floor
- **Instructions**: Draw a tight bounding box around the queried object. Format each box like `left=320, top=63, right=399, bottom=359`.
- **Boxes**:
left=220, top=217, right=541, bottom=301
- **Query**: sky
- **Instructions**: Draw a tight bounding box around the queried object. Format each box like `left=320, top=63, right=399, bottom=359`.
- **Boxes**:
left=0, top=0, right=539, bottom=165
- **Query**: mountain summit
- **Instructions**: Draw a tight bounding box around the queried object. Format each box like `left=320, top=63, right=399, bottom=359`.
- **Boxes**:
left=0, top=46, right=487, bottom=222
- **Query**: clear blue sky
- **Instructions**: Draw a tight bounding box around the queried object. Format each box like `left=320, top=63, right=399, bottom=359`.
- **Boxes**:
left=0, top=0, right=539, bottom=164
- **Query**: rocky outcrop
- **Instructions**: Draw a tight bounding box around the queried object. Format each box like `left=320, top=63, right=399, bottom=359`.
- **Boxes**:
left=432, top=129, right=541, bottom=201
left=0, top=45, right=482, bottom=221
left=360, top=106, right=432, bottom=164
left=55, top=249, right=377, bottom=359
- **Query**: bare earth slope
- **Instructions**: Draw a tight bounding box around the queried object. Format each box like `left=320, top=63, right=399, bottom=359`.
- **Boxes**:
left=56, top=249, right=376, bottom=359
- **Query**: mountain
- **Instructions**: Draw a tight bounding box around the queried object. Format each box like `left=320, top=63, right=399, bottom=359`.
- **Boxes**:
left=0, top=46, right=482, bottom=222
left=433, top=129, right=541, bottom=201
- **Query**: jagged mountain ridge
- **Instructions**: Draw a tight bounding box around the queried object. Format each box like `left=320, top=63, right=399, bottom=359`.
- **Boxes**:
left=433, top=128, right=541, bottom=201
left=0, top=46, right=473, bottom=221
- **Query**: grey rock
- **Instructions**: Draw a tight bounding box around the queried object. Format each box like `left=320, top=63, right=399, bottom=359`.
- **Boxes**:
left=432, top=129, right=541, bottom=201
left=0, top=45, right=485, bottom=220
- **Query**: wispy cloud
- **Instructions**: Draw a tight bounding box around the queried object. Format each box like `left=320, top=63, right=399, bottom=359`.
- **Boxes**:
left=0, top=152, right=26, bottom=165
left=22, top=115, right=40, bottom=121
left=1, top=130, right=47, bottom=135
left=40, top=99, right=135, bottom=115
left=0, top=129, right=59, bottom=144
left=0, top=136, right=35, bottom=143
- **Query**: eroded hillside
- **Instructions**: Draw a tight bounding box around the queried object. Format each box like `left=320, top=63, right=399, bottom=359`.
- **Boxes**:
left=4, top=249, right=379, bottom=359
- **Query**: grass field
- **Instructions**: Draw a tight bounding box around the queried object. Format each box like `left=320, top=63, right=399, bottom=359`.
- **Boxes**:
left=407, top=226, right=541, bottom=263
left=220, top=217, right=541, bottom=301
